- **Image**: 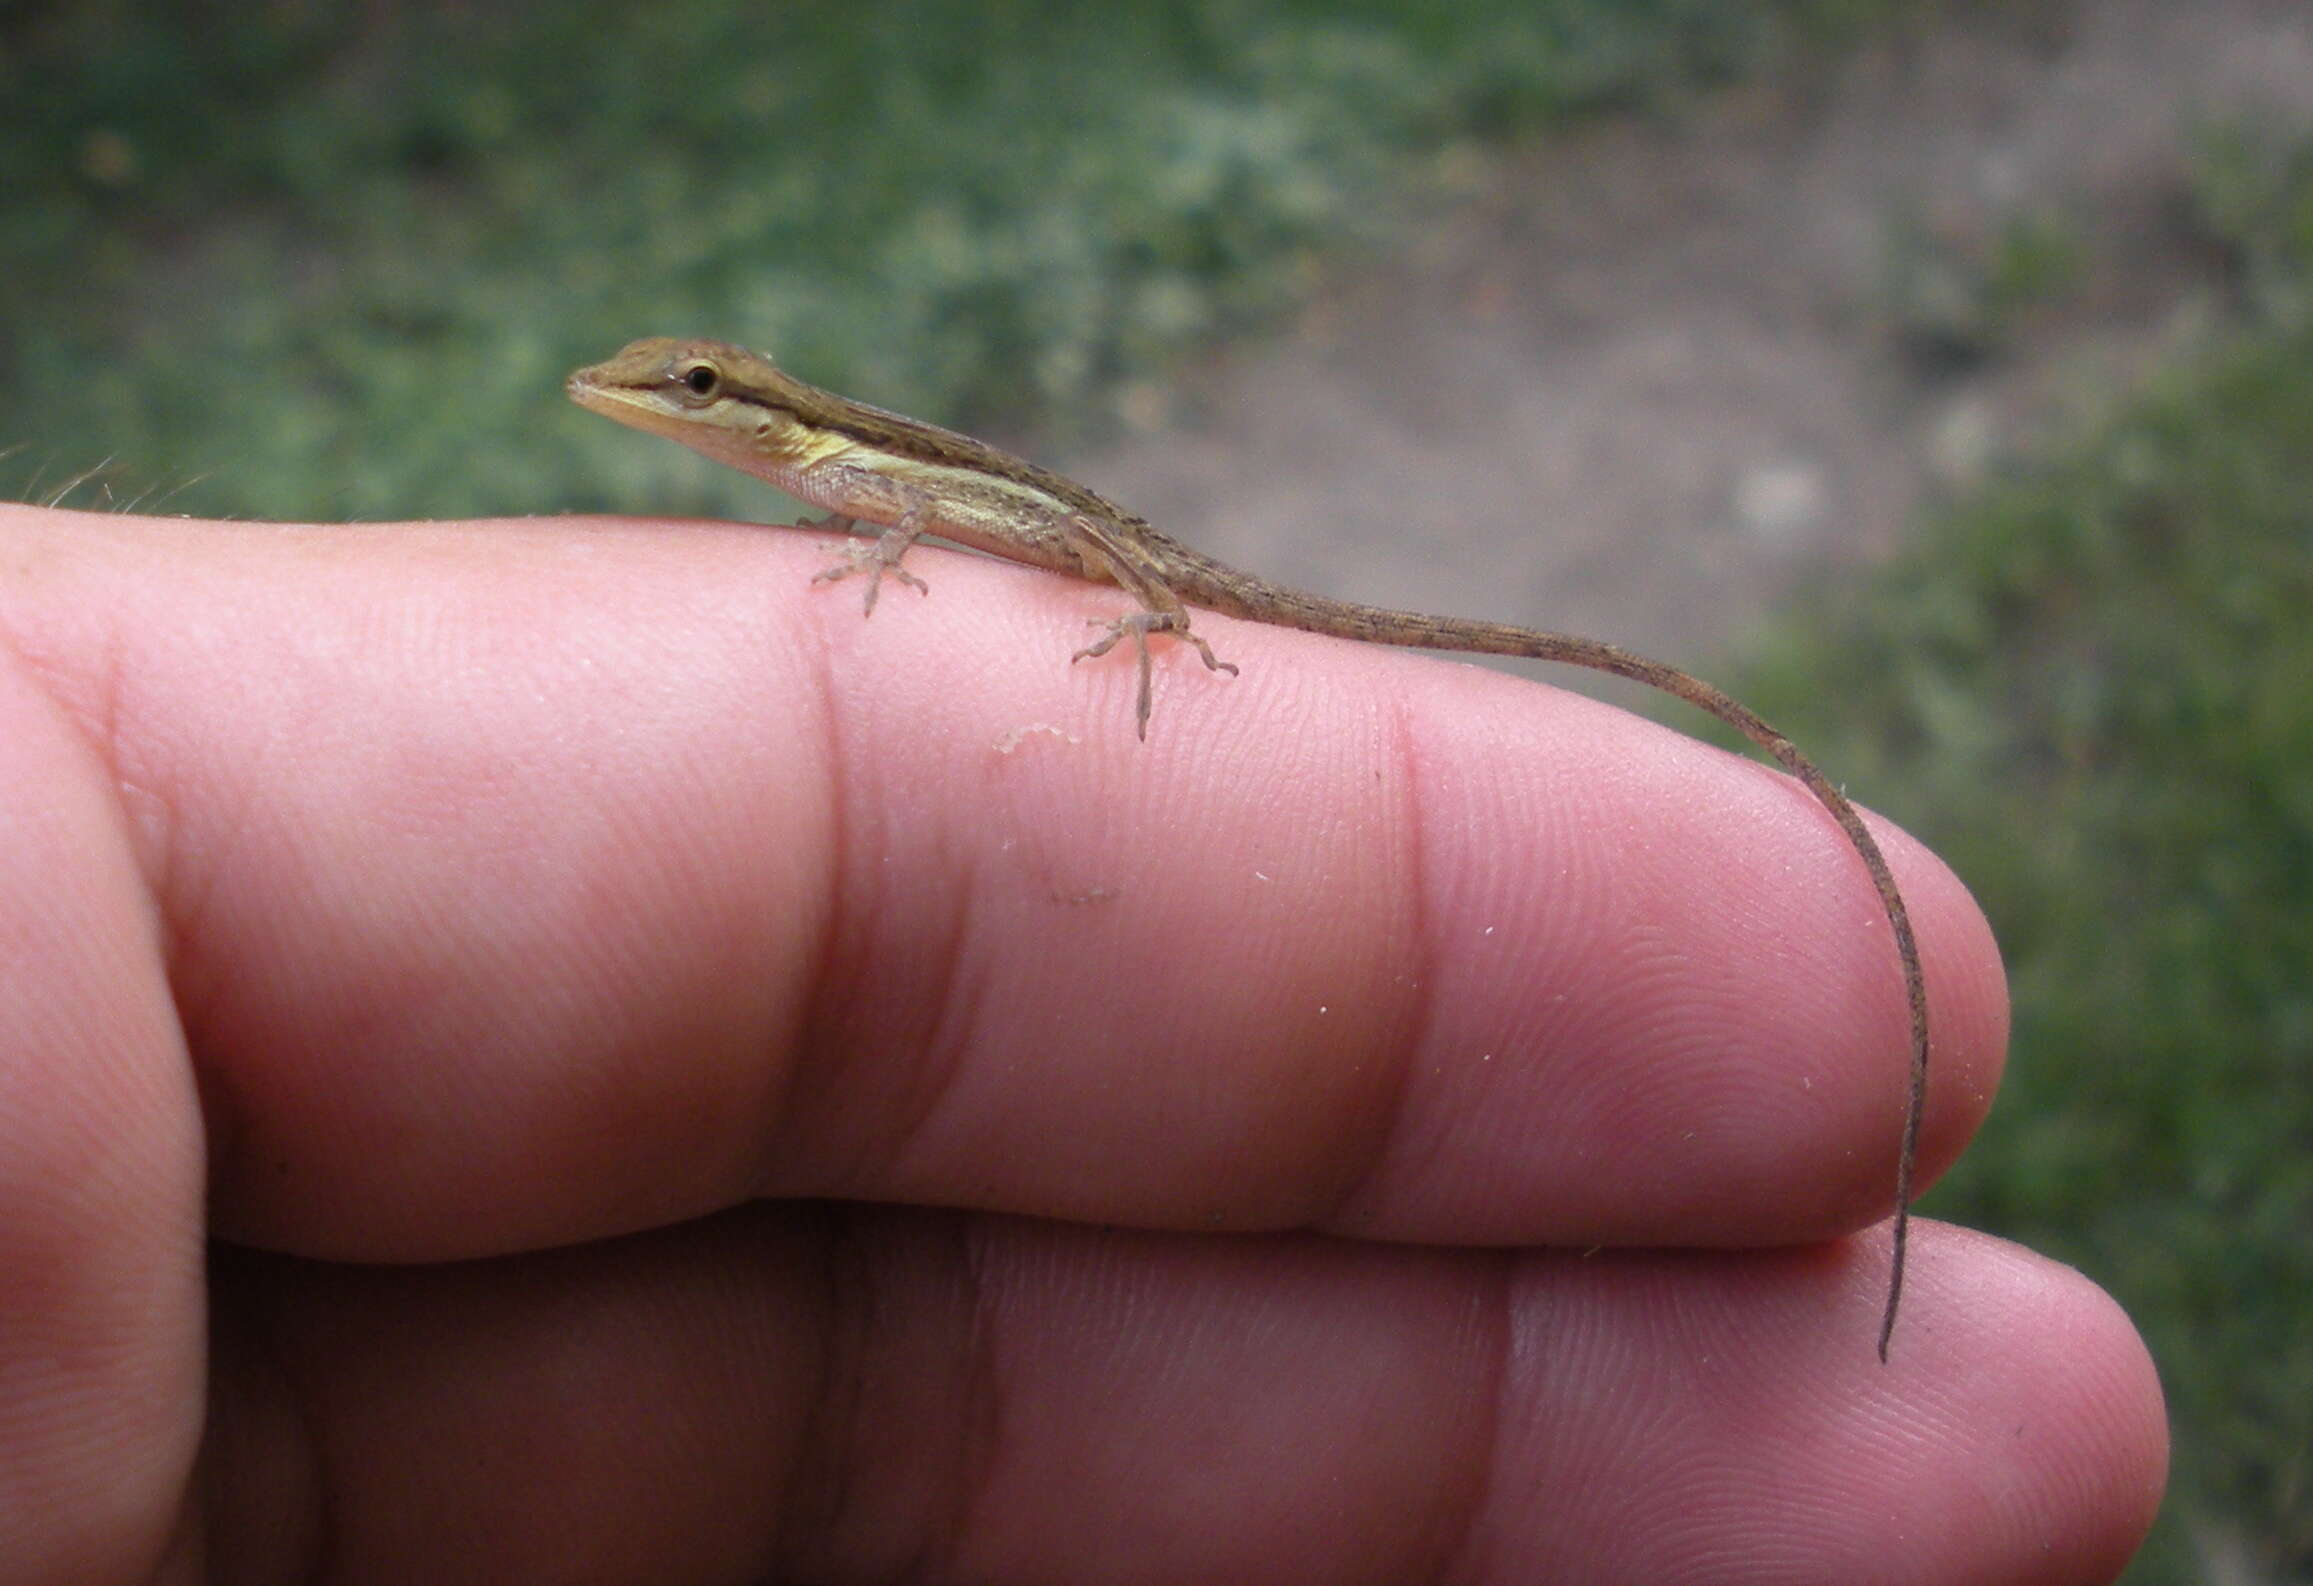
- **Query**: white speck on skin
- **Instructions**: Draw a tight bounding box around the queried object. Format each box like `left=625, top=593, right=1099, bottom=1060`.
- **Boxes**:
left=993, top=722, right=1082, bottom=753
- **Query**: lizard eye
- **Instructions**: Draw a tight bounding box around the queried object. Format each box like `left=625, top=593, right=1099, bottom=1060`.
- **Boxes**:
left=678, top=362, right=721, bottom=400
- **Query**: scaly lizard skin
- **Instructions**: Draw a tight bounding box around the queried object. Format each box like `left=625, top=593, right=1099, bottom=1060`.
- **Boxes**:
left=567, top=336, right=1931, bottom=1360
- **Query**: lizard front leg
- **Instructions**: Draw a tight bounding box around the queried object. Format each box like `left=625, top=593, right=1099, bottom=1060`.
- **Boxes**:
left=810, top=506, right=930, bottom=615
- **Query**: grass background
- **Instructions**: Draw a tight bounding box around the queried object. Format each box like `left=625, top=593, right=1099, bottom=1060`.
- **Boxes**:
left=1741, top=300, right=2313, bottom=1583
left=1741, top=111, right=2313, bottom=1581
left=7, top=1, right=2309, bottom=1579
left=3, top=0, right=1893, bottom=519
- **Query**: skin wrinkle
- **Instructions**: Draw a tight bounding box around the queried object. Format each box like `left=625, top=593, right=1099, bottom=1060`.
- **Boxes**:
left=915, top=854, right=1002, bottom=1194
left=1314, top=685, right=1441, bottom=1238
left=1202, top=666, right=1415, bottom=1235
left=775, top=1206, right=886, bottom=1566
left=1481, top=1256, right=1533, bottom=1585
left=8, top=599, right=244, bottom=1207
left=774, top=584, right=969, bottom=1201
left=236, top=1257, right=342, bottom=1582
left=0, top=608, right=205, bottom=1032
left=947, top=1214, right=1014, bottom=1581
left=1404, top=1248, right=1520, bottom=1586
left=1340, top=693, right=1578, bottom=1238
left=115, top=593, right=286, bottom=1201
left=796, top=1208, right=1011, bottom=1579
left=779, top=562, right=867, bottom=1195
left=161, top=797, right=254, bottom=1199
left=791, top=858, right=976, bottom=1203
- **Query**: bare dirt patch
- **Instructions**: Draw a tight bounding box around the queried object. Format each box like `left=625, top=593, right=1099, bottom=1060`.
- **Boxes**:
left=1077, top=0, right=2313, bottom=674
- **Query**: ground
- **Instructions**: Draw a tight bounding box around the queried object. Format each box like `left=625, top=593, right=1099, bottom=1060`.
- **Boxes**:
left=1079, top=0, right=2313, bottom=680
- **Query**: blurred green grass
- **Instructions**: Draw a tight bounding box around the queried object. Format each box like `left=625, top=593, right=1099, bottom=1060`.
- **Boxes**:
left=9, top=3, right=2312, bottom=1581
left=1731, top=121, right=2313, bottom=1581
left=1, top=0, right=1888, bottom=520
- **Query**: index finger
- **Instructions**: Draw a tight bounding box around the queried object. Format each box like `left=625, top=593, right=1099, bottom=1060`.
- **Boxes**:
left=3, top=506, right=2005, bottom=1261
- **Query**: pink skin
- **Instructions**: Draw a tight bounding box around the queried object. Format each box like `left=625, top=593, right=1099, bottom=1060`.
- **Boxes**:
left=0, top=504, right=2164, bottom=1585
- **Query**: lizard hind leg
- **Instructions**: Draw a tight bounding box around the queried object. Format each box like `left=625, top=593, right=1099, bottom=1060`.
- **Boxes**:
left=1073, top=608, right=1239, bottom=738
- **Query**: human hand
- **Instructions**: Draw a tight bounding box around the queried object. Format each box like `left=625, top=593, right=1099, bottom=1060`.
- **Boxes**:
left=0, top=505, right=2164, bottom=1583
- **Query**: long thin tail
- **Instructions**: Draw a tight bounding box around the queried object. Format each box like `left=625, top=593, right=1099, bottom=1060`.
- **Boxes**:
left=1205, top=587, right=1930, bottom=1358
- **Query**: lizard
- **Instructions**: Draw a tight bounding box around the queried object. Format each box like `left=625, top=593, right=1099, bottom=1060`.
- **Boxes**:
left=566, top=336, right=1931, bottom=1360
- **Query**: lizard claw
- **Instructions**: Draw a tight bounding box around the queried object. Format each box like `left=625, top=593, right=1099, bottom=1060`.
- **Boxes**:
left=813, top=529, right=929, bottom=615
left=1073, top=610, right=1238, bottom=738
